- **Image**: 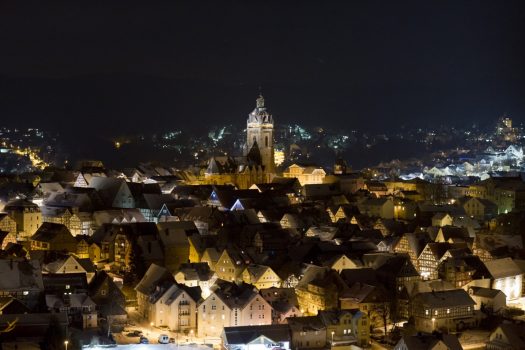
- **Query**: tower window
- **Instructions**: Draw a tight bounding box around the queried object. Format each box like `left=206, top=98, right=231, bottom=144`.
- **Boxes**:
left=253, top=136, right=256, bottom=144
left=265, top=136, right=269, bottom=147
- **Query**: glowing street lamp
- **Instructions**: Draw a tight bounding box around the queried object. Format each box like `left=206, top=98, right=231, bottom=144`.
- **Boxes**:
left=331, top=331, right=335, bottom=344
left=64, top=340, right=69, bottom=350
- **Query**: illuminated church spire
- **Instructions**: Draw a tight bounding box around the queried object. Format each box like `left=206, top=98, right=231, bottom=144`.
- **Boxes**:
left=246, top=93, right=274, bottom=173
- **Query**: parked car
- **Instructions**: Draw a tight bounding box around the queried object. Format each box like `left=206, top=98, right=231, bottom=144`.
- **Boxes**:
left=127, top=330, right=142, bottom=337
left=158, top=334, right=170, bottom=344
left=139, top=336, right=149, bottom=344
left=169, top=338, right=176, bottom=344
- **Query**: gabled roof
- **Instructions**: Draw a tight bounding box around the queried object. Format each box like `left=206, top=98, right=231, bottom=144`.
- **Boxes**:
left=176, top=262, right=215, bottom=282
left=340, top=268, right=379, bottom=287
left=413, top=289, right=475, bottom=308
left=88, top=270, right=125, bottom=306
left=287, top=316, right=325, bottom=332
left=93, top=208, right=146, bottom=225
left=211, top=280, right=260, bottom=310
left=431, top=212, right=451, bottom=221
left=0, top=297, right=30, bottom=313
left=210, top=189, right=261, bottom=209
left=135, top=263, right=174, bottom=296
left=403, top=232, right=431, bottom=256
left=141, top=193, right=178, bottom=210
left=484, top=258, right=522, bottom=279
left=469, top=286, right=504, bottom=298
left=44, top=255, right=95, bottom=274
left=4, top=198, right=39, bottom=210
left=404, top=280, right=455, bottom=297
left=162, top=283, right=202, bottom=306
left=259, top=287, right=299, bottom=313
left=30, top=223, right=74, bottom=243
left=223, top=324, right=290, bottom=345
left=374, top=254, right=419, bottom=278
left=206, top=156, right=238, bottom=175
left=246, top=141, right=262, bottom=166
left=317, top=309, right=365, bottom=327
left=245, top=265, right=275, bottom=282
left=137, top=234, right=164, bottom=261
left=493, top=323, right=525, bottom=348
left=157, top=221, right=197, bottom=246
left=344, top=282, right=388, bottom=303
left=88, top=176, right=129, bottom=206
left=423, top=242, right=468, bottom=260
left=398, top=333, right=462, bottom=350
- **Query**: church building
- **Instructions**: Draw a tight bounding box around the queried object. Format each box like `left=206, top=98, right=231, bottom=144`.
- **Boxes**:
left=203, top=94, right=276, bottom=189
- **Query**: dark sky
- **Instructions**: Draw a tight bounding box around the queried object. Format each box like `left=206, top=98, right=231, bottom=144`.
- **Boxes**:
left=0, top=0, right=524, bottom=136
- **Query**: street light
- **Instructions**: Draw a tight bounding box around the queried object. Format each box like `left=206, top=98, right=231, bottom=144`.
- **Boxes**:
left=64, top=340, right=69, bottom=350
left=331, top=331, right=335, bottom=345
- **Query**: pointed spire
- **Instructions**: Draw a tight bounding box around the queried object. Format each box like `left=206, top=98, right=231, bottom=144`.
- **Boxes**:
left=246, top=140, right=262, bottom=166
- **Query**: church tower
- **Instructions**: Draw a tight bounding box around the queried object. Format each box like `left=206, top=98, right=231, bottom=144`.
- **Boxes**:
left=246, top=94, right=275, bottom=173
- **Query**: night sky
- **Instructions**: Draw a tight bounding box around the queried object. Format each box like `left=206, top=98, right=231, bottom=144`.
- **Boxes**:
left=0, top=1, right=524, bottom=137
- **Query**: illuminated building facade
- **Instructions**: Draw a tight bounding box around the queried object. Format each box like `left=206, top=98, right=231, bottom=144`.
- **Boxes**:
left=204, top=95, right=276, bottom=188
left=4, top=198, right=42, bottom=240
left=246, top=94, right=275, bottom=174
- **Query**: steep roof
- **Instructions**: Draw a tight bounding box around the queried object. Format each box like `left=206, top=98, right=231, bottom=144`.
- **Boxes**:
left=484, top=258, right=522, bottom=279
left=30, top=222, right=73, bottom=243
left=4, top=198, right=39, bottom=210
left=413, top=289, right=475, bottom=308
left=246, top=141, right=262, bottom=166
left=212, top=280, right=259, bottom=310
left=399, top=333, right=462, bottom=350
left=287, top=316, right=325, bottom=332
left=259, top=287, right=299, bottom=313
left=135, top=263, right=173, bottom=295
left=223, top=324, right=290, bottom=345
left=495, top=323, right=525, bottom=348
left=469, top=286, right=504, bottom=298
left=162, top=283, right=202, bottom=305
left=157, top=221, right=197, bottom=246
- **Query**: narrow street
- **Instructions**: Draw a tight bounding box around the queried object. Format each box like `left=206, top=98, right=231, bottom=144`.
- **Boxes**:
left=112, top=309, right=220, bottom=347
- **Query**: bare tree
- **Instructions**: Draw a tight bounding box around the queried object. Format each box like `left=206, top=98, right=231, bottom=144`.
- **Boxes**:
left=373, top=302, right=390, bottom=336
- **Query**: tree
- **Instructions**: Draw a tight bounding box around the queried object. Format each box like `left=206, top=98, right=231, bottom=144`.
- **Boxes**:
left=124, top=240, right=146, bottom=285
left=41, top=315, right=65, bottom=350
left=373, top=302, right=391, bottom=337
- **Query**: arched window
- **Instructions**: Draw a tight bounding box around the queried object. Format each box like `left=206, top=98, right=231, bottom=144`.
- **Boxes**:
left=265, top=136, right=269, bottom=147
